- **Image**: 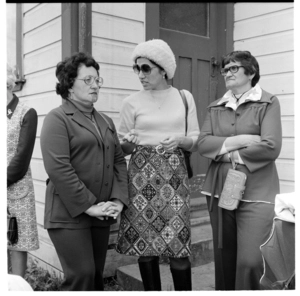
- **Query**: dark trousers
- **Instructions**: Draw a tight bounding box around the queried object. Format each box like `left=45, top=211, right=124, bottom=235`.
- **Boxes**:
left=207, top=196, right=274, bottom=290
left=48, top=226, right=110, bottom=291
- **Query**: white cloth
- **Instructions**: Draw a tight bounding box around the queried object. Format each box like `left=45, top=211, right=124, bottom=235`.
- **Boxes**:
left=118, top=86, right=200, bottom=151
left=7, top=274, right=33, bottom=291
left=217, top=84, right=262, bottom=111
left=274, top=192, right=296, bottom=223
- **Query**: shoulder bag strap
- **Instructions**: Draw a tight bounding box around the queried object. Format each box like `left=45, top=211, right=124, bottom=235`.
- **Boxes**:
left=179, top=90, right=188, bottom=136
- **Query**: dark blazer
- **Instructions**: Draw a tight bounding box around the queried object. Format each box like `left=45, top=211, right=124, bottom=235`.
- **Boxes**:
left=40, top=99, right=128, bottom=229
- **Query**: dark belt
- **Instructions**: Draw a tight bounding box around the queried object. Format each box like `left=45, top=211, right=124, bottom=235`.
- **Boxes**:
left=208, top=162, right=224, bottom=249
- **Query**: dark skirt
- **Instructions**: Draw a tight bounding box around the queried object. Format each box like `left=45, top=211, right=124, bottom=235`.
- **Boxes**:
left=115, top=145, right=191, bottom=258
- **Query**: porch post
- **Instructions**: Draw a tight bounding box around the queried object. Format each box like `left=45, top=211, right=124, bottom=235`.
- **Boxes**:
left=61, top=3, right=79, bottom=59
left=78, top=3, right=92, bottom=55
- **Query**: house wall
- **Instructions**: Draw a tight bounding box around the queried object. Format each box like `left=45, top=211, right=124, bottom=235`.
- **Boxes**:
left=14, top=3, right=63, bottom=272
left=6, top=4, right=16, bottom=67
left=233, top=2, right=294, bottom=193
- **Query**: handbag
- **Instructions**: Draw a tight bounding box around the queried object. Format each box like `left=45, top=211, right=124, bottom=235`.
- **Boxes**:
left=7, top=208, right=18, bottom=245
left=218, top=152, right=247, bottom=210
left=179, top=90, right=193, bottom=179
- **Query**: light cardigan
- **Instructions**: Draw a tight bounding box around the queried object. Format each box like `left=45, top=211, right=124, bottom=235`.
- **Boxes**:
left=118, top=86, right=200, bottom=151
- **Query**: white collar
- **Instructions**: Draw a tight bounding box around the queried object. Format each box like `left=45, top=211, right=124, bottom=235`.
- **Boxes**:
left=218, top=84, right=262, bottom=111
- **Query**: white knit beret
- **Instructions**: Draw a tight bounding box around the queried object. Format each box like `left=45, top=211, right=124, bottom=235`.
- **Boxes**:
left=131, top=39, right=177, bottom=79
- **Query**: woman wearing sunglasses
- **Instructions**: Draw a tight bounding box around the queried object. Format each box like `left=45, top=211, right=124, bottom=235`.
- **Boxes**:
left=40, top=52, right=128, bottom=291
left=198, top=51, right=282, bottom=290
left=115, top=39, right=200, bottom=291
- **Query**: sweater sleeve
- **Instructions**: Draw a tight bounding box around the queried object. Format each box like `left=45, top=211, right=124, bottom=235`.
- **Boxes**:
left=7, top=108, right=37, bottom=187
left=238, top=96, right=282, bottom=172
left=118, top=97, right=136, bottom=139
left=184, top=90, right=201, bottom=152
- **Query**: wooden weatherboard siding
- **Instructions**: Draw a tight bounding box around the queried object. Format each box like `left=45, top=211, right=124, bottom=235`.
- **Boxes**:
left=233, top=3, right=294, bottom=193
left=91, top=2, right=146, bottom=275
left=14, top=3, right=63, bottom=273
left=92, top=2, right=144, bottom=129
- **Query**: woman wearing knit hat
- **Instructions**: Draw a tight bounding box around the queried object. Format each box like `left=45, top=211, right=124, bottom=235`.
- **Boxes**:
left=115, top=39, right=200, bottom=291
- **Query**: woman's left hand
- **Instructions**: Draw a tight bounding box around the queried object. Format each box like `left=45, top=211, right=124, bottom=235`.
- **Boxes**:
left=160, top=136, right=182, bottom=152
left=99, top=199, right=124, bottom=220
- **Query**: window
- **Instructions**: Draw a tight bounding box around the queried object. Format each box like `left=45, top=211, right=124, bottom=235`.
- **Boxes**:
left=160, top=3, right=209, bottom=37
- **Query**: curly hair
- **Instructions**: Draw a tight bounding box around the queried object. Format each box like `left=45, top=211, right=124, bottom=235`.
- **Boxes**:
left=55, top=52, right=100, bottom=99
left=221, top=50, right=260, bottom=87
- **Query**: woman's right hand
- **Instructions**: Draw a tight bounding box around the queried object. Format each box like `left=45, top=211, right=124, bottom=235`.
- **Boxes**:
left=120, top=129, right=138, bottom=155
left=239, top=135, right=261, bottom=146
left=225, top=134, right=261, bottom=151
left=85, top=202, right=107, bottom=220
left=122, top=129, right=138, bottom=144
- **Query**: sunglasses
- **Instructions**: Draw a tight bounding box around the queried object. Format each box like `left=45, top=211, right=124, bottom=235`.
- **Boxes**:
left=75, top=75, right=104, bottom=86
left=133, top=64, right=158, bottom=75
left=220, top=65, right=244, bottom=76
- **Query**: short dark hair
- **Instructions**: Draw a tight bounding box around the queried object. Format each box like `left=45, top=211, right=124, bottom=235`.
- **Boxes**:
left=221, top=50, right=260, bottom=87
left=55, top=52, right=100, bottom=99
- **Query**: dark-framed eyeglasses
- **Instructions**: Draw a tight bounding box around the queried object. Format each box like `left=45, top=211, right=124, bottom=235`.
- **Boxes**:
left=75, top=76, right=104, bottom=86
left=133, top=64, right=158, bottom=75
left=220, top=65, right=244, bottom=76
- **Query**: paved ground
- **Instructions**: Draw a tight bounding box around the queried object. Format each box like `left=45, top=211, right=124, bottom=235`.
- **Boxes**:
left=117, top=261, right=215, bottom=291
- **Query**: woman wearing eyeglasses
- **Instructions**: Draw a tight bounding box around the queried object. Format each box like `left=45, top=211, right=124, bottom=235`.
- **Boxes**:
left=115, top=39, right=200, bottom=291
left=198, top=51, right=282, bottom=290
left=40, top=52, right=128, bottom=291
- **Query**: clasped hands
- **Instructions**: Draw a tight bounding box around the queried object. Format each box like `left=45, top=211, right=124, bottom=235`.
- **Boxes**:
left=86, top=199, right=124, bottom=221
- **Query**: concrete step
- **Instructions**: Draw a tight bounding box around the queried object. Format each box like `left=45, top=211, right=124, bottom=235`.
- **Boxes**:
left=117, top=261, right=215, bottom=291
left=190, top=223, right=214, bottom=267
left=190, top=196, right=209, bottom=219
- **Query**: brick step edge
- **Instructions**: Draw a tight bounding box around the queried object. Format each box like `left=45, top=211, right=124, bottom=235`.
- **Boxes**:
left=190, top=196, right=208, bottom=211
left=191, top=215, right=211, bottom=227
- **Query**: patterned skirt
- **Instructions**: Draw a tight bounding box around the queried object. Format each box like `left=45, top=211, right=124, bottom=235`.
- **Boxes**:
left=7, top=191, right=39, bottom=252
left=115, top=145, right=191, bottom=258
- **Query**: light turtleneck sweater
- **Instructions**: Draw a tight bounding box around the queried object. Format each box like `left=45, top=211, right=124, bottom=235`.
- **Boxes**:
left=118, top=86, right=200, bottom=151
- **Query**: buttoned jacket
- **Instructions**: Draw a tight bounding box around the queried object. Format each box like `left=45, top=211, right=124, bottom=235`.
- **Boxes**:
left=41, top=99, right=128, bottom=229
left=198, top=89, right=282, bottom=203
